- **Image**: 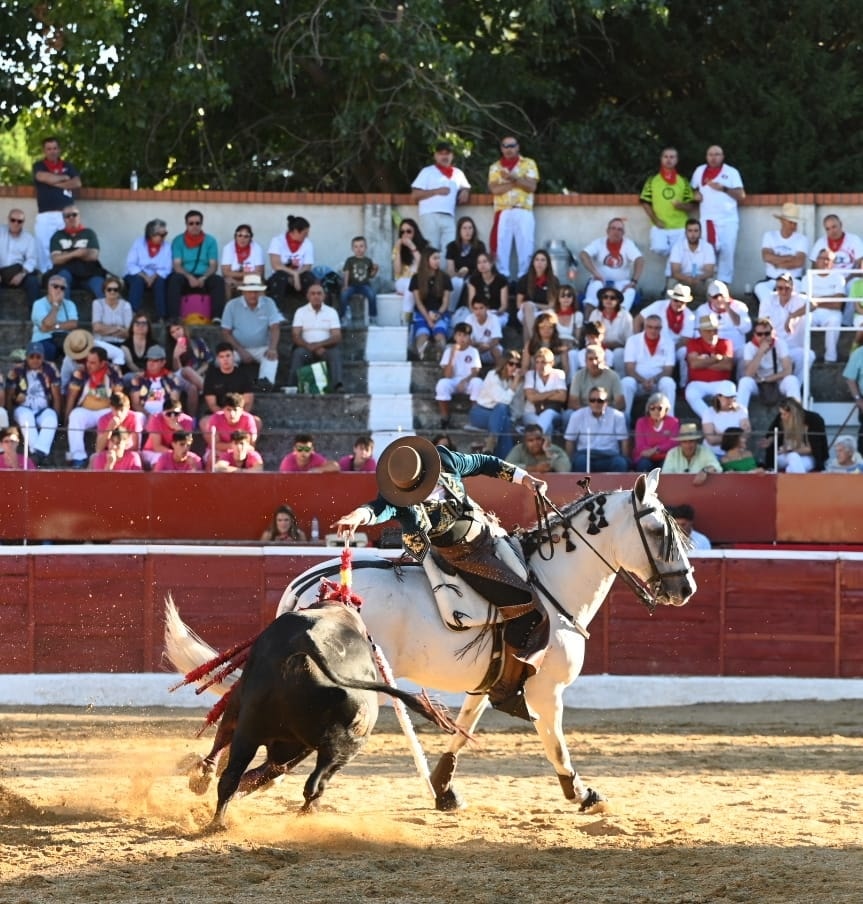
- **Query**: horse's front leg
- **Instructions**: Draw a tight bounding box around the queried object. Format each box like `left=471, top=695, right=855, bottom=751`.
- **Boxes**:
left=526, top=678, right=608, bottom=814
left=428, top=693, right=489, bottom=812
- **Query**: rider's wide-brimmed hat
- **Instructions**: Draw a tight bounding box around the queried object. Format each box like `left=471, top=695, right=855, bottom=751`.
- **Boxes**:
left=376, top=436, right=441, bottom=507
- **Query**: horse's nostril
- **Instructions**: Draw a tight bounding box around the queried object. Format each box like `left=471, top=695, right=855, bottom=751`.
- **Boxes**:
left=682, top=580, right=692, bottom=598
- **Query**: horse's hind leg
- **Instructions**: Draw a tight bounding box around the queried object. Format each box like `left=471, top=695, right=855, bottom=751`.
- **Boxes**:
left=429, top=694, right=490, bottom=812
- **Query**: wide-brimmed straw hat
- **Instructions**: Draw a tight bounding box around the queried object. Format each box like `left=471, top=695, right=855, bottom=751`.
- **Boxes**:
left=238, top=273, right=267, bottom=292
left=376, top=436, right=441, bottom=506
left=63, top=329, right=95, bottom=360
left=774, top=202, right=803, bottom=223
left=667, top=284, right=693, bottom=304
left=674, top=422, right=703, bottom=442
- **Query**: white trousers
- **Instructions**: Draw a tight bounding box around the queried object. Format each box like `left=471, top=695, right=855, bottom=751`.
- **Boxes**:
left=233, top=347, right=278, bottom=383
left=702, top=217, right=739, bottom=284
left=35, top=211, right=65, bottom=272
left=419, top=212, right=457, bottom=254
left=736, top=375, right=802, bottom=412
left=67, top=406, right=107, bottom=461
left=14, top=406, right=57, bottom=456
left=496, top=208, right=535, bottom=279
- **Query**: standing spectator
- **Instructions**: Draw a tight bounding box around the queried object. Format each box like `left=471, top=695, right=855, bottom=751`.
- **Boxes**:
left=523, top=346, right=568, bottom=436
left=753, top=203, right=810, bottom=307
left=668, top=504, right=712, bottom=550
left=166, top=209, right=225, bottom=321
left=661, top=422, right=721, bottom=484
left=516, top=249, right=560, bottom=337
left=564, top=387, right=630, bottom=472
left=65, top=346, right=124, bottom=468
left=260, top=504, right=307, bottom=541
left=487, top=135, right=539, bottom=279
left=166, top=319, right=211, bottom=416
left=47, top=205, right=105, bottom=299
left=91, top=276, right=133, bottom=348
left=288, top=283, right=344, bottom=392
left=154, top=430, right=203, bottom=472
left=201, top=342, right=255, bottom=416
left=631, top=392, right=679, bottom=472
left=842, top=344, right=863, bottom=455
left=468, top=351, right=523, bottom=458
left=0, top=426, right=36, bottom=470
left=694, top=280, right=751, bottom=371
left=123, top=219, right=172, bottom=320
left=141, top=399, right=195, bottom=469
left=279, top=433, right=339, bottom=473
left=128, top=345, right=180, bottom=417
left=339, top=436, right=377, bottom=473
left=410, top=247, right=453, bottom=361
left=466, top=251, right=510, bottom=329
left=411, top=140, right=471, bottom=252
left=464, top=297, right=504, bottom=367
left=691, top=145, right=745, bottom=285
left=668, top=219, right=716, bottom=301
left=567, top=344, right=625, bottom=412
left=621, top=314, right=676, bottom=424
left=6, top=343, right=61, bottom=466
left=214, top=430, right=264, bottom=472
left=506, top=423, right=571, bottom=474
left=221, top=273, right=284, bottom=391
left=89, top=428, right=143, bottom=471
left=340, top=235, right=379, bottom=325
left=579, top=218, right=644, bottom=314
left=30, top=275, right=79, bottom=362
left=221, top=223, right=265, bottom=298
left=634, top=283, right=697, bottom=385
left=435, top=323, right=482, bottom=429
left=32, top=136, right=81, bottom=272
left=639, top=146, right=695, bottom=259
left=761, top=398, right=828, bottom=473
left=267, top=214, right=315, bottom=308
left=737, top=317, right=802, bottom=413
left=700, top=380, right=751, bottom=456
left=94, top=391, right=142, bottom=453
left=587, top=287, right=633, bottom=375
left=0, top=208, right=41, bottom=303
left=392, top=218, right=427, bottom=322
left=445, top=216, right=485, bottom=315
left=684, top=313, right=734, bottom=420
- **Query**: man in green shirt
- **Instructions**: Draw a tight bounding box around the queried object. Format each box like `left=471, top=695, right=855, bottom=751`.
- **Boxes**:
left=506, top=424, right=571, bottom=473
left=640, top=146, right=695, bottom=259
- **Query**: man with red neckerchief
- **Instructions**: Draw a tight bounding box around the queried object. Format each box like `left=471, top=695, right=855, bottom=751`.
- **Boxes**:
left=487, top=135, right=539, bottom=280
left=684, top=312, right=735, bottom=420
left=691, top=145, right=745, bottom=286
left=639, top=146, right=695, bottom=259
left=579, top=218, right=644, bottom=314
left=32, top=136, right=82, bottom=272
left=166, top=209, right=226, bottom=321
left=411, top=140, right=470, bottom=253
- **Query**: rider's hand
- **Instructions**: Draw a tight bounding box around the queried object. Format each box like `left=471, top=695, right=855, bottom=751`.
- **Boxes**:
left=527, top=475, right=548, bottom=497
left=334, top=508, right=368, bottom=538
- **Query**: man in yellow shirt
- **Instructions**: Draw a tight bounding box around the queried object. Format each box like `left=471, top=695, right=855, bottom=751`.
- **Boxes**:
left=487, top=136, right=539, bottom=280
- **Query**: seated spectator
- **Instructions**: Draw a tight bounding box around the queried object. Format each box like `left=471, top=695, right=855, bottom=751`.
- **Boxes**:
left=736, top=318, right=802, bottom=413
left=667, top=503, right=712, bottom=550
left=463, top=297, right=504, bottom=367
left=166, top=209, right=226, bottom=321
left=633, top=283, right=696, bottom=383
left=0, top=425, right=36, bottom=470
left=65, top=346, right=124, bottom=469
left=621, top=314, right=676, bottom=424
left=806, top=249, right=844, bottom=364
left=631, top=392, right=679, bottom=472
left=553, top=286, right=583, bottom=360
left=579, top=217, right=644, bottom=314
left=757, top=273, right=811, bottom=377
left=523, top=346, right=568, bottom=436
left=141, top=398, right=195, bottom=469
left=279, top=433, right=339, bottom=473
left=214, top=429, right=264, bottom=472
left=221, top=273, right=284, bottom=391
left=94, top=391, right=142, bottom=453
left=694, top=280, right=751, bottom=370
left=91, top=276, right=133, bottom=347
left=661, top=422, right=721, bottom=485
left=684, top=313, right=734, bottom=420
left=122, top=314, right=156, bottom=383
left=567, top=344, right=625, bottom=413
left=587, top=287, right=633, bottom=375
left=392, top=218, right=427, bottom=322
left=524, top=310, right=569, bottom=378
left=46, top=205, right=105, bottom=299
left=60, top=329, right=124, bottom=393
left=166, top=319, right=211, bottom=416
left=267, top=214, right=315, bottom=309
left=6, top=342, right=60, bottom=466
left=153, top=430, right=202, bottom=472
left=339, top=435, right=377, bottom=473
left=129, top=345, right=181, bottom=417
left=468, top=351, right=523, bottom=458
left=444, top=216, right=485, bottom=313
left=202, top=392, right=258, bottom=460
left=515, top=249, right=559, bottom=337
left=30, top=275, right=79, bottom=362
left=123, top=219, right=171, bottom=319
left=506, top=423, right=571, bottom=474
left=221, top=223, right=265, bottom=298
left=287, top=283, right=344, bottom=392
left=564, top=387, right=630, bottom=472
left=340, top=235, right=379, bottom=325
left=0, top=208, right=41, bottom=303
left=843, top=346, right=863, bottom=456
left=753, top=203, right=809, bottom=308
left=410, top=246, right=453, bottom=361
left=89, top=427, right=143, bottom=471
left=570, top=320, right=606, bottom=372
left=668, top=219, right=716, bottom=301
left=701, top=379, right=750, bottom=456
left=761, top=398, right=828, bottom=473
left=812, top=213, right=863, bottom=329
left=466, top=251, right=509, bottom=328
left=201, top=342, right=256, bottom=420
left=260, top=504, right=308, bottom=542
left=720, top=427, right=762, bottom=473
left=825, top=435, right=863, bottom=473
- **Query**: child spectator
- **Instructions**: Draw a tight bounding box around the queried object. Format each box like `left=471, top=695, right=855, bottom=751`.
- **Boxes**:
left=153, top=430, right=202, bottom=472
left=435, top=323, right=482, bottom=429
left=89, top=428, right=143, bottom=471
left=340, top=236, right=379, bottom=325
left=214, top=430, right=264, bottom=471
left=339, top=435, right=377, bottom=472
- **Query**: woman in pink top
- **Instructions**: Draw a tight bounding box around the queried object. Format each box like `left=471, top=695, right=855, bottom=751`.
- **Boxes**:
left=632, top=392, right=679, bottom=472
left=0, top=426, right=37, bottom=470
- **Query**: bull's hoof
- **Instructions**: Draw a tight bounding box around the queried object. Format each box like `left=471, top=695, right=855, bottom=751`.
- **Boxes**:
left=579, top=787, right=609, bottom=814
left=200, top=819, right=227, bottom=836
left=435, top=788, right=465, bottom=812
left=187, top=762, right=214, bottom=795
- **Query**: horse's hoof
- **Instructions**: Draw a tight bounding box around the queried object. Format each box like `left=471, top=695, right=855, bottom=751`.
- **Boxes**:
left=435, top=788, right=465, bottom=812
left=579, top=787, right=609, bottom=814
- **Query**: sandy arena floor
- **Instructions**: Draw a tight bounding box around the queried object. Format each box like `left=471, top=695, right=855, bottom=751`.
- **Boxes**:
left=0, top=701, right=861, bottom=904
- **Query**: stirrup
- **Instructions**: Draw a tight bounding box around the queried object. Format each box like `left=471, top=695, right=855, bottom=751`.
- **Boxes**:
left=490, top=689, right=537, bottom=722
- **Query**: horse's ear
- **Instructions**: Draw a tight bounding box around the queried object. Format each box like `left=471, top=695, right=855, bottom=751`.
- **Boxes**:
left=634, top=472, right=647, bottom=502
left=635, top=468, right=660, bottom=502
left=646, top=467, right=661, bottom=495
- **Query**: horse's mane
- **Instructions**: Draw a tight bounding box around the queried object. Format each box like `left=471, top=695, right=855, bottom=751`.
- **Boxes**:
left=519, top=491, right=609, bottom=559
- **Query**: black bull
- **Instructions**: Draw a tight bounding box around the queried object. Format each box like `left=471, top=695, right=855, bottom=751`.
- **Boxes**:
left=192, top=605, right=460, bottom=828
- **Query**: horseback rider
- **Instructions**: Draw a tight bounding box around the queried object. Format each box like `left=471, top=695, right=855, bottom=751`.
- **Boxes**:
left=336, top=436, right=549, bottom=721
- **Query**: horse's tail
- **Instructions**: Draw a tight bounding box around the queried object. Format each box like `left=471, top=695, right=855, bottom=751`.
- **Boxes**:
left=163, top=595, right=240, bottom=697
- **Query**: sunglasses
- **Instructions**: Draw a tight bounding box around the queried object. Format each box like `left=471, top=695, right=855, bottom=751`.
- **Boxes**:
left=235, top=232, right=252, bottom=238
left=600, top=294, right=617, bottom=300
left=295, top=444, right=313, bottom=452
left=501, top=142, right=518, bottom=149
left=506, top=362, right=519, bottom=367
left=755, top=331, right=772, bottom=337
left=9, top=217, right=24, bottom=224
left=155, top=231, right=168, bottom=237
left=105, top=286, right=121, bottom=293
left=49, top=283, right=66, bottom=289
left=186, top=220, right=202, bottom=226
left=165, top=411, right=182, bottom=418
left=63, top=212, right=80, bottom=218
left=648, top=405, right=664, bottom=411
left=588, top=397, right=605, bottom=403
left=399, top=229, right=413, bottom=235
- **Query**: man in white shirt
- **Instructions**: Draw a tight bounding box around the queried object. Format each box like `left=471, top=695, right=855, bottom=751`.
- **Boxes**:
left=806, top=249, right=844, bottom=363
left=757, top=273, right=812, bottom=376
left=694, top=279, right=752, bottom=370
left=564, top=387, right=630, bottom=472
left=668, top=218, right=716, bottom=300
left=753, top=203, right=810, bottom=307
left=288, top=283, right=343, bottom=392
left=809, top=213, right=863, bottom=327
left=579, top=218, right=644, bottom=313
left=0, top=209, right=41, bottom=303
left=621, top=315, right=677, bottom=425
left=737, top=317, right=801, bottom=412
left=411, top=141, right=470, bottom=252
left=635, top=283, right=697, bottom=385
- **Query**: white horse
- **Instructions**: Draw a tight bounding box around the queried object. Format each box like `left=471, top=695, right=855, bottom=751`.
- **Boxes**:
left=165, top=470, right=695, bottom=813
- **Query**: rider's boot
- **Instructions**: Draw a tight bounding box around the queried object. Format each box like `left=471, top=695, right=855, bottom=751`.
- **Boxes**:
left=488, top=609, right=550, bottom=722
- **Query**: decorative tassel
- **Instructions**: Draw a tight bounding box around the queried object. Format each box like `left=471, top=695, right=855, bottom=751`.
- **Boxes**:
left=197, top=685, right=235, bottom=737
left=169, top=635, right=256, bottom=691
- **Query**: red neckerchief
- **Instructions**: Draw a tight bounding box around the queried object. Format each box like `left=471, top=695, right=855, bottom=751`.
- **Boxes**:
left=606, top=239, right=622, bottom=257
left=146, top=366, right=171, bottom=380
left=702, top=165, right=723, bottom=184
left=286, top=234, right=302, bottom=253
left=146, top=240, right=161, bottom=257
left=183, top=230, right=205, bottom=248
left=499, top=155, right=519, bottom=172
left=666, top=304, right=684, bottom=334
left=828, top=235, right=844, bottom=253
left=535, top=275, right=547, bottom=288
left=644, top=334, right=660, bottom=355
left=88, top=364, right=110, bottom=389
left=44, top=157, right=65, bottom=174
left=435, top=164, right=454, bottom=179
left=603, top=309, right=618, bottom=323
left=659, top=166, right=678, bottom=185
left=235, top=241, right=251, bottom=264
left=64, top=225, right=84, bottom=237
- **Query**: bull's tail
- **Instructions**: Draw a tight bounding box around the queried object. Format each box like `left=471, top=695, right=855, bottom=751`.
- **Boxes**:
left=302, top=646, right=464, bottom=737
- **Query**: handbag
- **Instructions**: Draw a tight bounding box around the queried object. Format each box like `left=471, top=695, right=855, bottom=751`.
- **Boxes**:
left=180, top=293, right=212, bottom=325
left=757, top=347, right=782, bottom=406
left=298, top=361, right=330, bottom=394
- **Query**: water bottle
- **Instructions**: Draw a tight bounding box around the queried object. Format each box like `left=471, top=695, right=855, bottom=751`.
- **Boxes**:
left=129, top=170, right=138, bottom=191
left=310, top=516, right=320, bottom=541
